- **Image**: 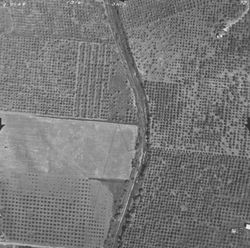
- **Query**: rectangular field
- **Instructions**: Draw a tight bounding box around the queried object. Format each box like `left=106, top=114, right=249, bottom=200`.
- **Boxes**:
left=0, top=111, right=137, bottom=179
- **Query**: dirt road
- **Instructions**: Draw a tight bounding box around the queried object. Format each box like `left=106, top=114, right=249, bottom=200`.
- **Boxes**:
left=103, top=0, right=150, bottom=247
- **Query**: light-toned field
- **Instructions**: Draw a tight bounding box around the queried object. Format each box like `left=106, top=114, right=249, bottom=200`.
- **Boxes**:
left=0, top=111, right=138, bottom=248
left=0, top=111, right=137, bottom=179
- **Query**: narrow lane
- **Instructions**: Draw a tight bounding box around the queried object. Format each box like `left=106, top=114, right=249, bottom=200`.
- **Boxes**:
left=103, top=0, right=151, bottom=247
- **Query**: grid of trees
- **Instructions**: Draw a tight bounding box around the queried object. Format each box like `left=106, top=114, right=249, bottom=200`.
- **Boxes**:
left=0, top=0, right=138, bottom=124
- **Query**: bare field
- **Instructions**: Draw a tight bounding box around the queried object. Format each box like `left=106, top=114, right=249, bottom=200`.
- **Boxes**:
left=0, top=111, right=137, bottom=179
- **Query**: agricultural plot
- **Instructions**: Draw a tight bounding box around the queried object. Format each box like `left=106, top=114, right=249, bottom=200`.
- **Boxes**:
left=0, top=0, right=139, bottom=248
left=9, top=0, right=114, bottom=43
left=75, top=42, right=137, bottom=123
left=119, top=148, right=250, bottom=248
left=0, top=0, right=138, bottom=124
left=103, top=0, right=250, bottom=247
left=0, top=111, right=137, bottom=179
left=0, top=7, right=12, bottom=36
left=0, top=111, right=138, bottom=247
left=0, top=172, right=113, bottom=248
left=119, top=0, right=250, bottom=156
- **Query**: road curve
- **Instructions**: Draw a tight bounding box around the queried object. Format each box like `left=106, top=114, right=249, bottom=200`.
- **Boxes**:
left=103, top=0, right=151, bottom=247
